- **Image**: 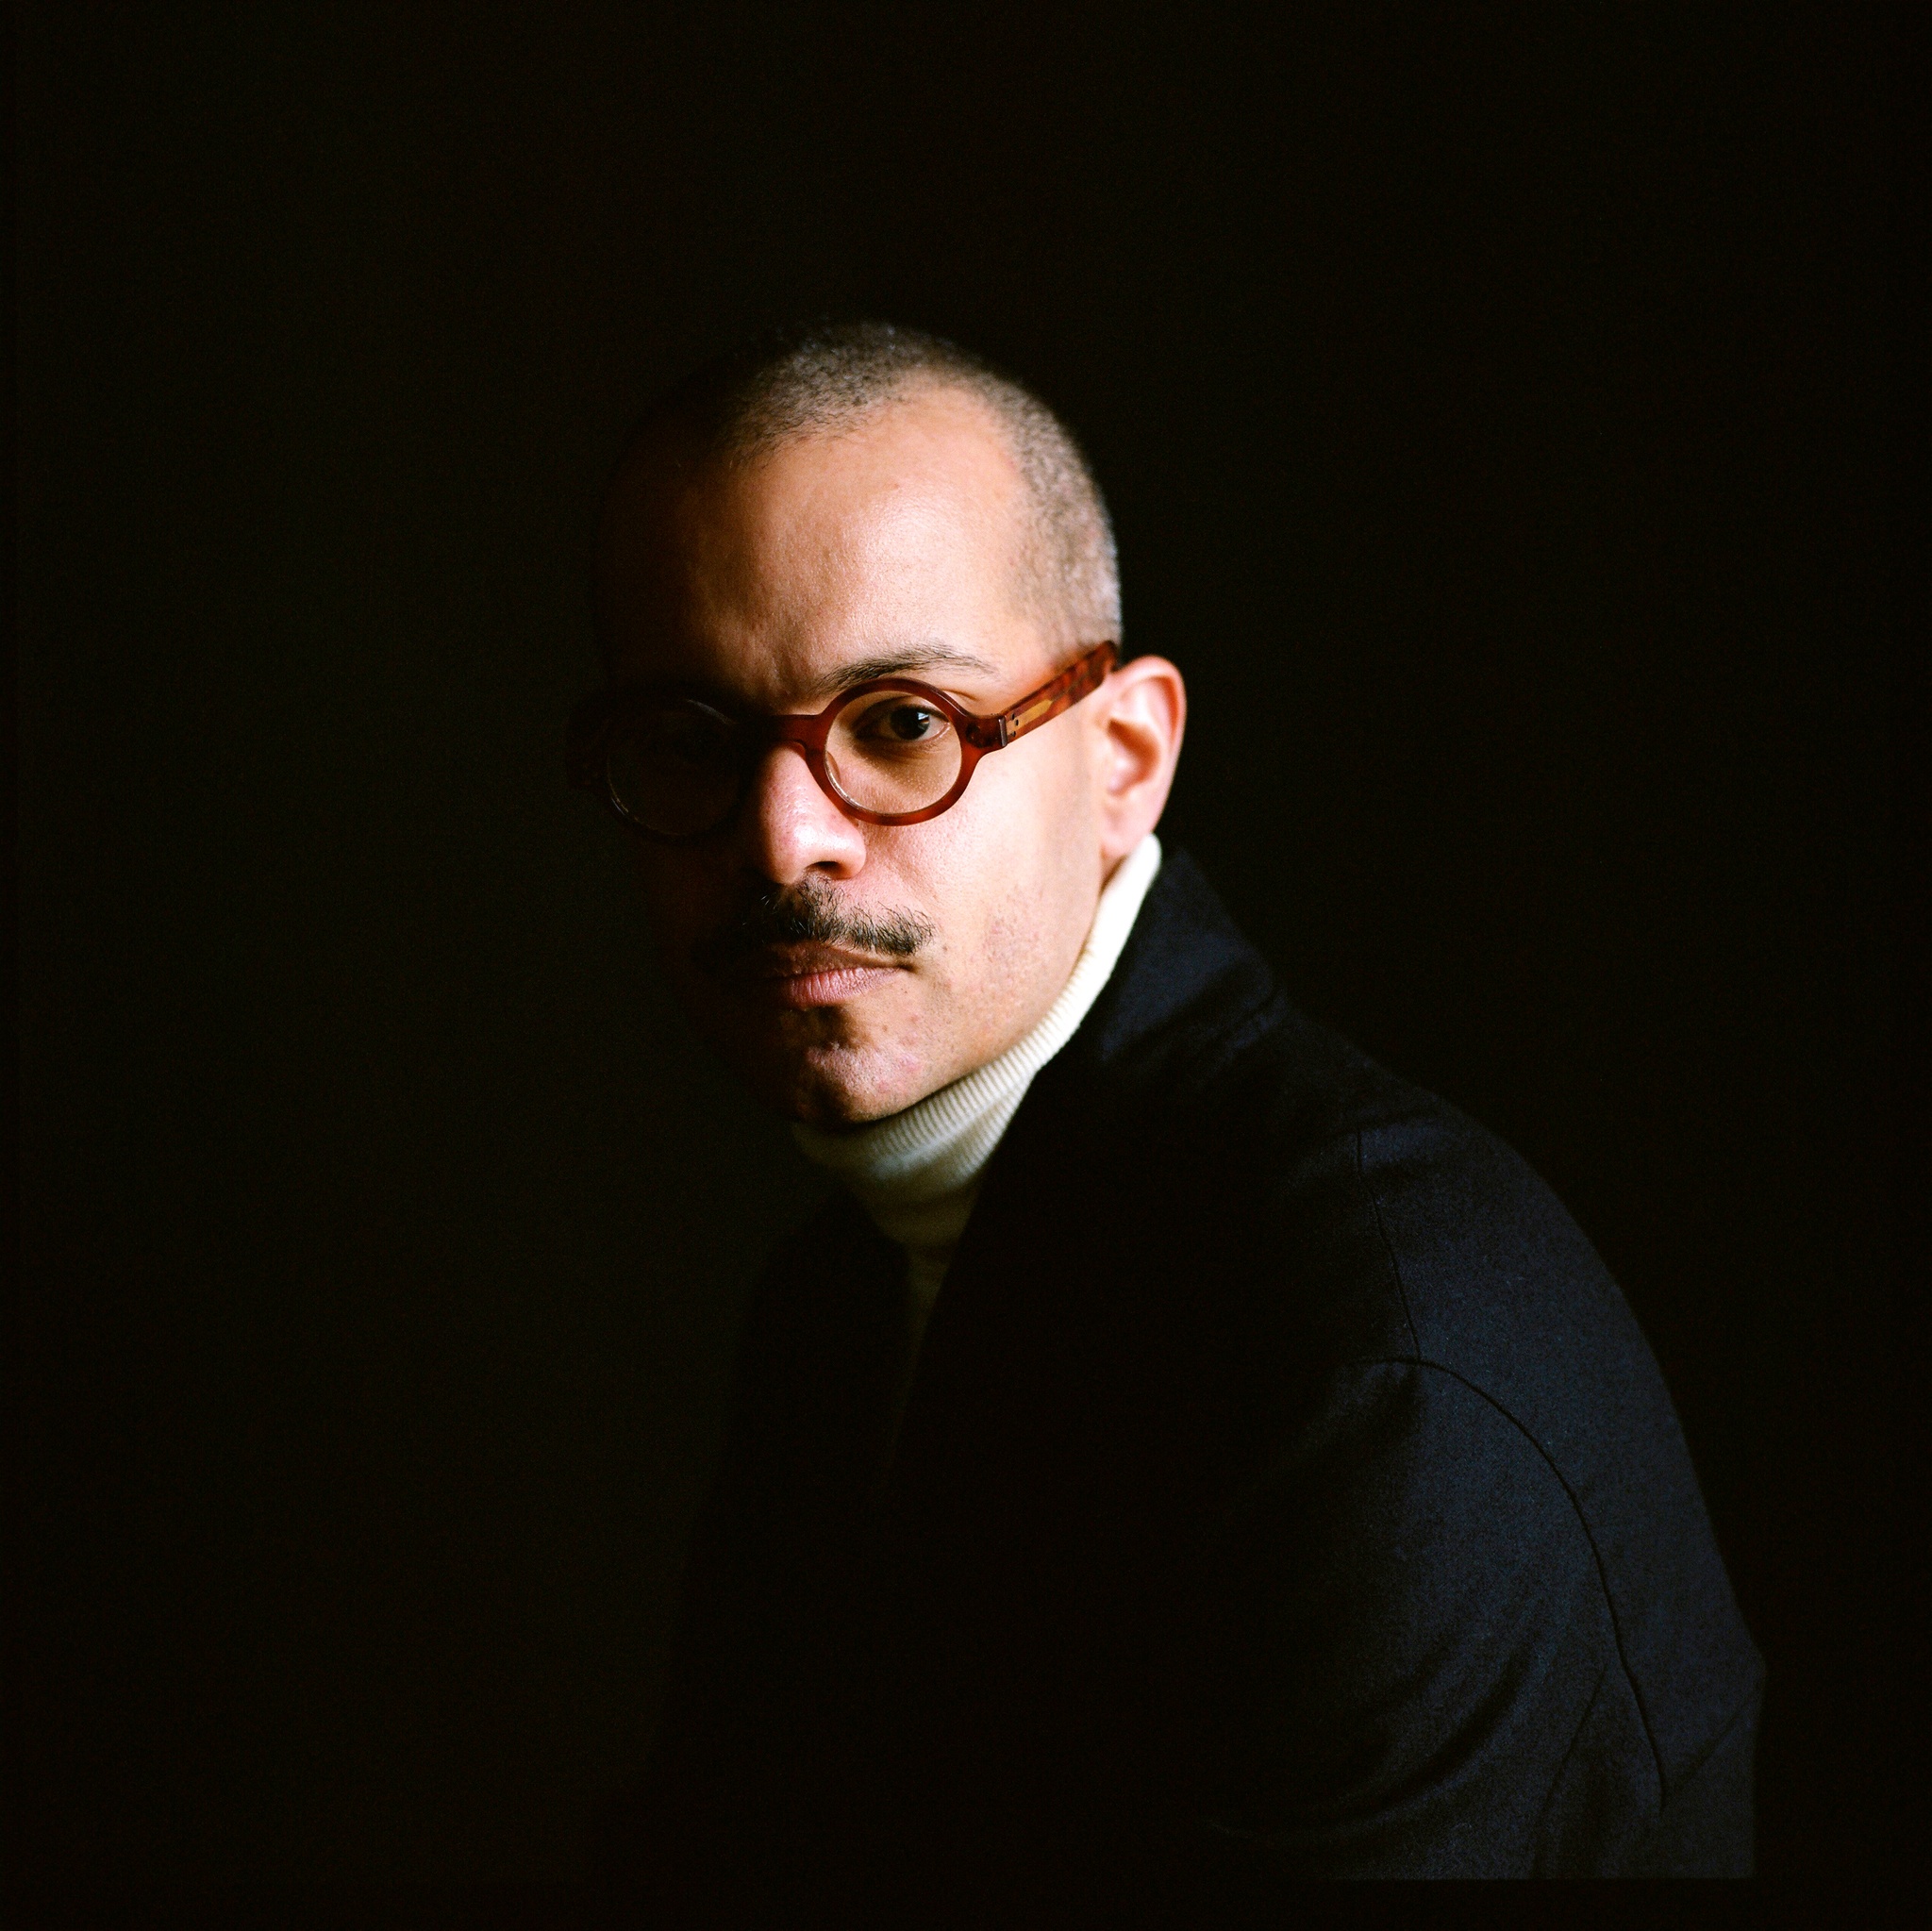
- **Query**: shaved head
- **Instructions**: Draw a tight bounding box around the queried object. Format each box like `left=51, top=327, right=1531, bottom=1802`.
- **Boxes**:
left=597, top=321, right=1121, bottom=658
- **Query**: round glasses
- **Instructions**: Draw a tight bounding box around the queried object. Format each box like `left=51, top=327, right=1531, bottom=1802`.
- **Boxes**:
left=568, top=641, right=1116, bottom=841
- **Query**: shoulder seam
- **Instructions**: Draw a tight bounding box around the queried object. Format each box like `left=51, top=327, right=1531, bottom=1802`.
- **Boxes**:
left=1659, top=1666, right=1764, bottom=1810
left=1530, top=1656, right=1611, bottom=1869
left=1356, top=1125, right=1424, bottom=1360
left=1348, top=1128, right=1670, bottom=1806
left=1363, top=1353, right=1669, bottom=1811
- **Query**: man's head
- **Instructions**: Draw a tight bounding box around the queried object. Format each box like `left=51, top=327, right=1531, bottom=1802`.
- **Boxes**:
left=593, top=322, right=1185, bottom=1127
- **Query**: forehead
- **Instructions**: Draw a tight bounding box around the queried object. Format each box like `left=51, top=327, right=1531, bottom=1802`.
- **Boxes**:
left=599, top=388, right=1042, bottom=704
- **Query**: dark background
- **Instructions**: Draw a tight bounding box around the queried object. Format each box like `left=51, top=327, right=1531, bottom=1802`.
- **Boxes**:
left=12, top=2, right=1900, bottom=1888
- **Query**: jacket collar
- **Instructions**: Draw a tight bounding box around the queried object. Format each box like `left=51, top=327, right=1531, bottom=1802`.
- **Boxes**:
left=874, top=850, right=1282, bottom=1485
left=994, top=843, right=1281, bottom=1155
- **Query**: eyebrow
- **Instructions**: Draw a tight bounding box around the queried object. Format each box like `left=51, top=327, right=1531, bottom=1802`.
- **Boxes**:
left=792, top=644, right=1003, bottom=703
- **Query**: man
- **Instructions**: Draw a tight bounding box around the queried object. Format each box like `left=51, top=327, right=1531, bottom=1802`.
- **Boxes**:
left=575, top=322, right=1761, bottom=1909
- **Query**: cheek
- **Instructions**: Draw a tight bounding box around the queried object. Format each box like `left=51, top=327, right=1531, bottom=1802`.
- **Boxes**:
left=902, top=733, right=1097, bottom=969
left=970, top=724, right=1098, bottom=884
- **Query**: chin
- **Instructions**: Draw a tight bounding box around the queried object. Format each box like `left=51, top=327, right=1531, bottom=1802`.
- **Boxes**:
left=718, top=1031, right=940, bottom=1129
left=781, top=1051, right=932, bottom=1128
left=691, top=982, right=941, bottom=1127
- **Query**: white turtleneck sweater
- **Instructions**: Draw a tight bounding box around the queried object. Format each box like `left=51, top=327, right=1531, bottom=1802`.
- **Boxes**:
left=792, top=835, right=1163, bottom=1420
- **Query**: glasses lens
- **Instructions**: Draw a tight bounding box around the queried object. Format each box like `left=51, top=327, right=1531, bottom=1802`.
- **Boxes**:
left=825, top=687, right=965, bottom=817
left=606, top=702, right=742, bottom=837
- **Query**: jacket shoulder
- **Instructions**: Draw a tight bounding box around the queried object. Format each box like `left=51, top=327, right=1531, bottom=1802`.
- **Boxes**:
left=1186, top=1007, right=1763, bottom=1821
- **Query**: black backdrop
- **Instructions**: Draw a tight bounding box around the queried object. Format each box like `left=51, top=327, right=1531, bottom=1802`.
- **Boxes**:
left=13, top=4, right=1898, bottom=1889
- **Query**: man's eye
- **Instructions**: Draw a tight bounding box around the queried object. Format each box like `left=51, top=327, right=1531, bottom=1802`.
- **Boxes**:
left=858, top=702, right=948, bottom=743
left=887, top=706, right=939, bottom=741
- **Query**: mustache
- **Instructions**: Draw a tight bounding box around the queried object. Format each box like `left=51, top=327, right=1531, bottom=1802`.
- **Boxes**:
left=691, top=880, right=937, bottom=975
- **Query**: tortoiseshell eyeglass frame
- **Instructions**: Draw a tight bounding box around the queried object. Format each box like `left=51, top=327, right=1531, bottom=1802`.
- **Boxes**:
left=567, top=639, right=1117, bottom=840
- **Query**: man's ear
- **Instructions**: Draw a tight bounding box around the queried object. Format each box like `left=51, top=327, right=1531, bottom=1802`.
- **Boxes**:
left=1092, top=655, right=1186, bottom=866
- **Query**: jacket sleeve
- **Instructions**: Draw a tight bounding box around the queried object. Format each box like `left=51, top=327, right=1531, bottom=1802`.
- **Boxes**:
left=1180, top=1356, right=1672, bottom=1880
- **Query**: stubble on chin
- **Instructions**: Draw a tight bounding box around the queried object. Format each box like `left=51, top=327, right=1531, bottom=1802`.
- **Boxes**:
left=684, top=972, right=936, bottom=1126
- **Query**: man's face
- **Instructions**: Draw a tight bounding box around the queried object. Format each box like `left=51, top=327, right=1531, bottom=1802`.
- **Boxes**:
left=597, top=388, right=1113, bottom=1126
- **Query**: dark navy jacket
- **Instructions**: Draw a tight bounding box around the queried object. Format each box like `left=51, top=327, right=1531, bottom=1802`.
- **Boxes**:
left=609, top=851, right=1762, bottom=1911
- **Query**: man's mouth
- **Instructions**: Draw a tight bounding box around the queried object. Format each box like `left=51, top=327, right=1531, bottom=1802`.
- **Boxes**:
left=728, top=942, right=910, bottom=1011
left=691, top=884, right=935, bottom=1009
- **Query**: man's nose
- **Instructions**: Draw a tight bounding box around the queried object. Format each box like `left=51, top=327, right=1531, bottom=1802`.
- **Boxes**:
left=737, top=741, right=868, bottom=884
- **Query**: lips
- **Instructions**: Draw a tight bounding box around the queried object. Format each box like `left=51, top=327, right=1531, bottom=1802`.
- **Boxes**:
left=724, top=943, right=909, bottom=1010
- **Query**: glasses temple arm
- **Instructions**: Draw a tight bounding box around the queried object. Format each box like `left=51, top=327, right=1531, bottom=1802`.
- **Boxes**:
left=994, top=642, right=1116, bottom=747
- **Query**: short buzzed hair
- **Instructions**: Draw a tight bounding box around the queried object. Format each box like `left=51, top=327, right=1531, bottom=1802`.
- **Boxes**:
left=612, top=321, right=1122, bottom=647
